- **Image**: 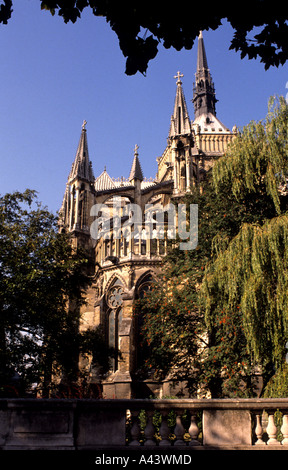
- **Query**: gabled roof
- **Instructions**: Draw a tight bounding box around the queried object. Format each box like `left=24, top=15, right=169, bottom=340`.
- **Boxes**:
left=94, top=168, right=116, bottom=191
left=193, top=112, right=231, bottom=134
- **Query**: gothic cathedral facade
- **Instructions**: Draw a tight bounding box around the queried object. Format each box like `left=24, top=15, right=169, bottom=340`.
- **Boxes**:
left=59, top=32, right=236, bottom=398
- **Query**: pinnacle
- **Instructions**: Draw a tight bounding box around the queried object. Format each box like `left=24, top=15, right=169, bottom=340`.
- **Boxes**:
left=68, top=122, right=94, bottom=183
left=129, top=147, right=144, bottom=182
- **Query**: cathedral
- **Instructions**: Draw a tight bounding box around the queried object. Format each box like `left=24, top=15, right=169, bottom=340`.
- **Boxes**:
left=59, top=32, right=236, bottom=398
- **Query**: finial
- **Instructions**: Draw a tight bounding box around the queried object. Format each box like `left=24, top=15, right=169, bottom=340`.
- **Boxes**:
left=199, top=30, right=203, bottom=39
left=82, top=119, right=87, bottom=130
left=174, top=71, right=184, bottom=85
left=134, top=144, right=139, bottom=156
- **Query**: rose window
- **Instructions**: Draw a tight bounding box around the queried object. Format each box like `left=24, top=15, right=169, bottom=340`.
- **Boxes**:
left=107, top=286, right=124, bottom=309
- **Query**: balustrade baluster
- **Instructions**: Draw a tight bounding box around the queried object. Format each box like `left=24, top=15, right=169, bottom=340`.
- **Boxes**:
left=281, top=414, right=288, bottom=445
left=129, top=410, right=141, bottom=446
left=188, top=412, right=201, bottom=446
left=125, top=401, right=288, bottom=450
left=144, top=411, right=156, bottom=446
left=254, top=413, right=266, bottom=445
left=174, top=413, right=185, bottom=446
left=267, top=412, right=281, bottom=446
left=159, top=411, right=171, bottom=446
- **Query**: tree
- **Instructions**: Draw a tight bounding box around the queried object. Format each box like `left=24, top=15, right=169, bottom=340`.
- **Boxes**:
left=136, top=181, right=266, bottom=397
left=134, top=260, right=206, bottom=396
left=1, top=1, right=288, bottom=74
left=201, top=96, right=288, bottom=396
left=0, top=189, right=111, bottom=397
left=137, top=96, right=288, bottom=398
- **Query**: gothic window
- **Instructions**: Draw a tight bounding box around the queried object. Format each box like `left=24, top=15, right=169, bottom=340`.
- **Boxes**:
left=151, top=230, right=157, bottom=254
left=120, top=229, right=129, bottom=257
left=107, top=277, right=124, bottom=308
left=159, top=236, right=165, bottom=255
left=111, top=236, right=116, bottom=257
left=107, top=284, right=124, bottom=309
left=108, top=308, right=123, bottom=371
left=105, top=239, right=111, bottom=258
left=177, top=106, right=182, bottom=134
left=133, top=231, right=141, bottom=255
left=138, top=280, right=152, bottom=299
left=79, top=183, right=87, bottom=229
left=70, top=186, right=76, bottom=228
left=141, top=228, right=147, bottom=255
left=106, top=278, right=124, bottom=371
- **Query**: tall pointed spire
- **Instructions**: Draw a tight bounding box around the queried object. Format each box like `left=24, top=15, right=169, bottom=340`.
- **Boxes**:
left=169, top=72, right=191, bottom=138
left=69, top=120, right=94, bottom=184
left=192, top=31, right=217, bottom=118
left=197, top=30, right=209, bottom=71
left=129, top=144, right=143, bottom=182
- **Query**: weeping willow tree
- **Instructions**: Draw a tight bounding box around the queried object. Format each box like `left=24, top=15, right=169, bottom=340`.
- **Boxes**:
left=213, top=96, right=288, bottom=215
left=201, top=96, right=288, bottom=396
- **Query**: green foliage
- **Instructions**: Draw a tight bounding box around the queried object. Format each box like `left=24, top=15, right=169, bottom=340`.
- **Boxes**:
left=213, top=96, right=288, bottom=215
left=138, top=97, right=288, bottom=398
left=134, top=266, right=205, bottom=395
left=201, top=97, right=288, bottom=395
left=264, top=364, right=288, bottom=398
left=0, top=189, right=109, bottom=396
left=1, top=2, right=288, bottom=73
left=202, top=215, right=288, bottom=367
left=135, top=178, right=255, bottom=396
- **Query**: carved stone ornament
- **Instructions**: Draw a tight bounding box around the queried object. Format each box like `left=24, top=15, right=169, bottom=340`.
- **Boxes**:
left=107, top=285, right=124, bottom=309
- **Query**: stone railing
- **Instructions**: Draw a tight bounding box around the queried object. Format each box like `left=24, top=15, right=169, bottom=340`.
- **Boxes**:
left=1, top=398, right=288, bottom=450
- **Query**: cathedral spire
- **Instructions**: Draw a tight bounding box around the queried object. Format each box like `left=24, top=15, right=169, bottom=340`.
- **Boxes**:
left=60, top=121, right=95, bottom=234
left=197, top=30, right=209, bottom=71
left=68, top=120, right=94, bottom=184
left=192, top=31, right=217, bottom=118
left=169, top=71, right=191, bottom=138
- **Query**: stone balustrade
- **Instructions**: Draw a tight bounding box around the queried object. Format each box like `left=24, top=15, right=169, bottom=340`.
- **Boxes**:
left=1, top=398, right=288, bottom=450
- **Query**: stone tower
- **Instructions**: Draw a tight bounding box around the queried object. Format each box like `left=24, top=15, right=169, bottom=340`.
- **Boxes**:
left=157, top=32, right=236, bottom=191
left=59, top=32, right=236, bottom=398
left=59, top=120, right=96, bottom=254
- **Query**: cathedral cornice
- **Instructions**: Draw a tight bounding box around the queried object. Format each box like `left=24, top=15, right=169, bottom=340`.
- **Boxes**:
left=93, top=258, right=162, bottom=279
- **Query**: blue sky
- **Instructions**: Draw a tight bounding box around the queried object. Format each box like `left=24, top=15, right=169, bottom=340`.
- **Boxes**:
left=0, top=1, right=287, bottom=214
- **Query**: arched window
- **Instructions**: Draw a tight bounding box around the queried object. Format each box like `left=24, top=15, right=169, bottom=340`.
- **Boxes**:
left=70, top=185, right=76, bottom=228
left=106, top=279, right=124, bottom=371
left=78, top=183, right=87, bottom=229
left=107, top=308, right=123, bottom=371
left=138, top=278, right=153, bottom=299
